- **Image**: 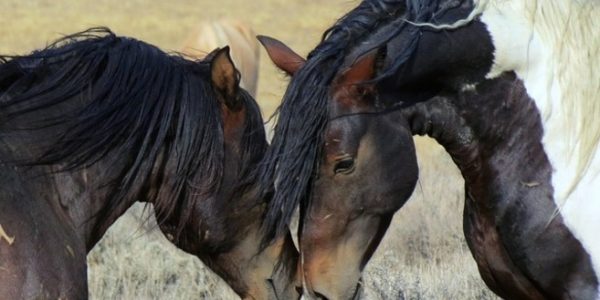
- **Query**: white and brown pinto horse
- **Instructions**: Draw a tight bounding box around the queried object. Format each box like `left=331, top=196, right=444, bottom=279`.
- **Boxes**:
left=258, top=0, right=600, bottom=299
left=181, top=19, right=260, bottom=97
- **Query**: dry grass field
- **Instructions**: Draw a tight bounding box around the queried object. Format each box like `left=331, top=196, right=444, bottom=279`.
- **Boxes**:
left=1, top=0, right=498, bottom=299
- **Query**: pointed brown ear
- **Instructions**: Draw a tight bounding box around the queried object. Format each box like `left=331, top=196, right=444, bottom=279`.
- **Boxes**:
left=210, top=46, right=242, bottom=110
left=257, top=35, right=306, bottom=76
left=336, top=49, right=379, bottom=87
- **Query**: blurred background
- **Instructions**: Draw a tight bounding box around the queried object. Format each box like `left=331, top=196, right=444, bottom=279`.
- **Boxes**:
left=0, top=0, right=498, bottom=299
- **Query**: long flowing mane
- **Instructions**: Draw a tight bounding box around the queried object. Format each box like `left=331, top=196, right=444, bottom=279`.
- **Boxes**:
left=260, top=0, right=469, bottom=242
left=0, top=27, right=266, bottom=235
left=260, top=0, right=415, bottom=242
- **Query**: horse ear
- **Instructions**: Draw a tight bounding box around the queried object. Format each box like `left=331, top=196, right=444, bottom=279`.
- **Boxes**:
left=257, top=35, right=305, bottom=76
left=336, top=49, right=379, bottom=87
left=210, top=46, right=241, bottom=110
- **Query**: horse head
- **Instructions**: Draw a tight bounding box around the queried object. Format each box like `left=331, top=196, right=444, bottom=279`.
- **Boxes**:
left=260, top=36, right=418, bottom=299
left=153, top=47, right=300, bottom=300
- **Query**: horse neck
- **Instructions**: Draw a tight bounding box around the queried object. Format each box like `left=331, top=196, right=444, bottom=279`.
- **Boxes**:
left=156, top=140, right=265, bottom=253
left=404, top=73, right=556, bottom=216
left=0, top=105, right=141, bottom=250
left=0, top=160, right=135, bottom=251
left=57, top=161, right=142, bottom=250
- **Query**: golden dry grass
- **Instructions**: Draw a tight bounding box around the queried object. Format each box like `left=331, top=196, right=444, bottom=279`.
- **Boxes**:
left=1, top=0, right=498, bottom=299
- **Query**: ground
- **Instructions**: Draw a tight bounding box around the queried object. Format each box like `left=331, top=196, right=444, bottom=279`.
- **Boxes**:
left=1, top=1, right=498, bottom=299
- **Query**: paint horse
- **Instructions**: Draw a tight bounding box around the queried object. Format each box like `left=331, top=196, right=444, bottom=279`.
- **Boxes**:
left=181, top=19, right=260, bottom=98
left=258, top=0, right=600, bottom=299
left=0, top=28, right=298, bottom=300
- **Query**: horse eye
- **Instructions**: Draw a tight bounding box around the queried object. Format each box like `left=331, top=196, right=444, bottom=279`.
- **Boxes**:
left=334, top=158, right=355, bottom=174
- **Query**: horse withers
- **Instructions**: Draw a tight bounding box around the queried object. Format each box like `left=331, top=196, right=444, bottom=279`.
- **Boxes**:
left=0, top=28, right=298, bottom=300
left=258, top=0, right=600, bottom=299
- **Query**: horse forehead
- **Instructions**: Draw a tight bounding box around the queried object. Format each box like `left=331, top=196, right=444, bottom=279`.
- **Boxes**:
left=221, top=105, right=246, bottom=140
left=324, top=123, right=348, bottom=146
left=323, top=121, right=361, bottom=156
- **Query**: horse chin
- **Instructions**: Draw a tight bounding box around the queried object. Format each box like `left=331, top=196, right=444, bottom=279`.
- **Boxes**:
left=237, top=232, right=300, bottom=300
left=299, top=213, right=390, bottom=300
left=300, top=244, right=364, bottom=300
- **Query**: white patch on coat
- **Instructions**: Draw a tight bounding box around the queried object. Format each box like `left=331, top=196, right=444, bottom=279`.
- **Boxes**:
left=479, top=0, right=600, bottom=292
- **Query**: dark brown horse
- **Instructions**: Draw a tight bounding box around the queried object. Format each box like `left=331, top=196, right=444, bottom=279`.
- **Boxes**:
left=0, top=28, right=298, bottom=300
left=258, top=0, right=599, bottom=299
left=257, top=36, right=419, bottom=299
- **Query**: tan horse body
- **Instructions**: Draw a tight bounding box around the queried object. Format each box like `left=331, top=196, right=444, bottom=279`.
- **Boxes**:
left=181, top=19, right=260, bottom=97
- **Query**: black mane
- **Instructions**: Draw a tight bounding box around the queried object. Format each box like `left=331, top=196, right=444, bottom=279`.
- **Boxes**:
left=0, top=27, right=266, bottom=236
left=260, top=0, right=408, bottom=243
left=260, top=0, right=474, bottom=243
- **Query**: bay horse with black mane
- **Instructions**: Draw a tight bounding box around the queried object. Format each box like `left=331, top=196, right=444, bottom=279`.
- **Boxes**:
left=258, top=0, right=599, bottom=299
left=0, top=28, right=298, bottom=299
